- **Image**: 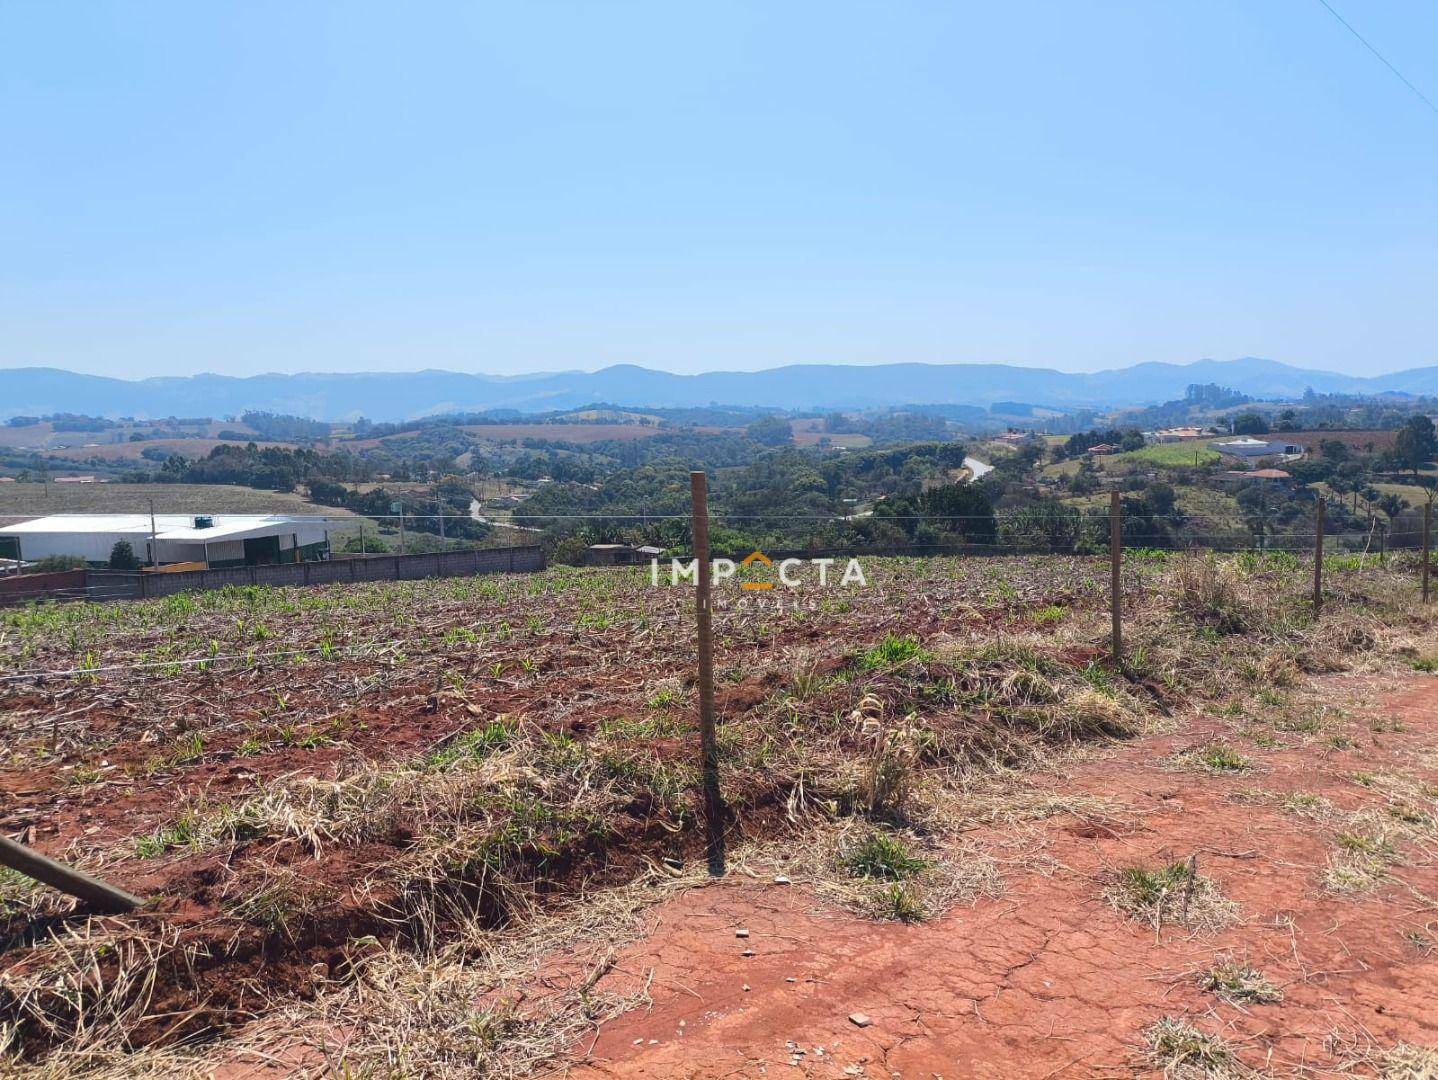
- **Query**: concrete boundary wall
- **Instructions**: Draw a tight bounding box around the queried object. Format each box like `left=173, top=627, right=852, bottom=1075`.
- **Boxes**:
left=73, top=545, right=545, bottom=603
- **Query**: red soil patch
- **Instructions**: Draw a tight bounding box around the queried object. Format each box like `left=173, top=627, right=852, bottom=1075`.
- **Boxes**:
left=1281, top=430, right=1399, bottom=453
left=563, top=677, right=1438, bottom=1078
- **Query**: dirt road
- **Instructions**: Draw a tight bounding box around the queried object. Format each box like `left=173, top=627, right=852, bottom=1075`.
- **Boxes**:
left=567, top=677, right=1438, bottom=1078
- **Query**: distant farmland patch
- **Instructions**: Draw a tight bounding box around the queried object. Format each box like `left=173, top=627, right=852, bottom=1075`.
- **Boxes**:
left=0, top=482, right=351, bottom=521
left=1119, top=443, right=1221, bottom=468
left=1280, top=429, right=1398, bottom=453
left=343, top=422, right=684, bottom=450
left=790, top=417, right=873, bottom=448
left=44, top=438, right=294, bottom=462
left=460, top=423, right=670, bottom=444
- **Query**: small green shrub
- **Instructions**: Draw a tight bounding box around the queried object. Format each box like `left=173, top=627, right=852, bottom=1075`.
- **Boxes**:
left=843, top=832, right=927, bottom=881
left=858, top=633, right=928, bottom=670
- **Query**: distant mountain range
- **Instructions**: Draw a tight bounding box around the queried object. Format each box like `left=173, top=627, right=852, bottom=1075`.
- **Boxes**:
left=2, top=358, right=1433, bottom=423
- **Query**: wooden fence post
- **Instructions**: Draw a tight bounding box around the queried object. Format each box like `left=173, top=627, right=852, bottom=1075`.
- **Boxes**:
left=690, top=471, right=725, bottom=876
left=0, top=834, right=142, bottom=914
left=1109, top=491, right=1122, bottom=664
left=1313, top=496, right=1325, bottom=614
left=1424, top=499, right=1432, bottom=605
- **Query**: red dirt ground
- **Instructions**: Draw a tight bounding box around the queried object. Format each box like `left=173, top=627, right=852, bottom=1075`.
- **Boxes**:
left=559, top=676, right=1438, bottom=1078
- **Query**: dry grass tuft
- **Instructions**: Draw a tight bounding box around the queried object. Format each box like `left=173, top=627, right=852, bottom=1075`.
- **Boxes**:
left=0, top=924, right=204, bottom=1068
left=1169, top=742, right=1252, bottom=776
left=1372, top=1043, right=1438, bottom=1079
left=1171, top=554, right=1253, bottom=634
left=1105, top=857, right=1239, bottom=932
left=1329, top=1034, right=1438, bottom=1080
left=1322, top=813, right=1405, bottom=894
left=1197, top=956, right=1282, bottom=1005
left=1144, top=1017, right=1254, bottom=1078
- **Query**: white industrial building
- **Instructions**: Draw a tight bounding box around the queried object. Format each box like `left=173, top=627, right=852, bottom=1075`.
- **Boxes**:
left=0, top=514, right=332, bottom=568
left=1208, top=437, right=1305, bottom=459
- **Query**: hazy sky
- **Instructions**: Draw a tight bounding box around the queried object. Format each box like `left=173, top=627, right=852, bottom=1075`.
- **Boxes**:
left=2, top=1, right=1436, bottom=380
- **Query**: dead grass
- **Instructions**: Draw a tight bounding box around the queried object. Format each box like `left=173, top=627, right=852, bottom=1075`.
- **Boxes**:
left=1322, top=813, right=1407, bottom=894
left=1329, top=1033, right=1438, bottom=1080
left=1144, top=1016, right=1254, bottom=1078
left=1170, top=742, right=1253, bottom=775
left=1171, top=553, right=1254, bottom=634
left=1105, top=857, right=1239, bottom=932
left=5, top=552, right=1438, bottom=1072
left=809, top=821, right=1000, bottom=923
left=1197, top=955, right=1282, bottom=1005
left=0, top=924, right=203, bottom=1069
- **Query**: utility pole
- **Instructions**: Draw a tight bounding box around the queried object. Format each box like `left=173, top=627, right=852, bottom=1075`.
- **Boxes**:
left=392, top=500, right=406, bottom=555
left=148, top=498, right=159, bottom=568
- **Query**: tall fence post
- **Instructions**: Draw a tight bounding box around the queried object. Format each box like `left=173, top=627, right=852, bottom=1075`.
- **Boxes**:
left=1313, top=496, right=1325, bottom=615
left=0, top=834, right=142, bottom=914
left=690, top=471, right=725, bottom=876
left=1424, top=499, right=1432, bottom=605
left=1109, top=491, right=1122, bottom=665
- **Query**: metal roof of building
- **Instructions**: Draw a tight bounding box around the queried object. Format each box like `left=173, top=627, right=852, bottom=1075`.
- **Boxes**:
left=0, top=514, right=326, bottom=542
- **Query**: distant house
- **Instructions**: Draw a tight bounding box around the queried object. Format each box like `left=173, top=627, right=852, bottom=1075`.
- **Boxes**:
left=1086, top=443, right=1120, bottom=456
left=994, top=431, right=1038, bottom=446
left=584, top=543, right=642, bottom=567
left=1148, top=427, right=1206, bottom=443
left=1220, top=468, right=1293, bottom=490
left=1209, top=438, right=1303, bottom=459
left=53, top=475, right=103, bottom=484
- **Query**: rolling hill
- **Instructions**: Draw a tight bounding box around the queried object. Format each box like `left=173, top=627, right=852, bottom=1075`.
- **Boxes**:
left=0, top=357, right=1426, bottom=422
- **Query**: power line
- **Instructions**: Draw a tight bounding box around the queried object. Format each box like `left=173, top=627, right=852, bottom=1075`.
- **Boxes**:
left=1314, top=0, right=1438, bottom=116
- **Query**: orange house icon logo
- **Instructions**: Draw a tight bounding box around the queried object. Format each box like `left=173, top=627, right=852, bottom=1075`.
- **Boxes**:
left=739, top=550, right=774, bottom=590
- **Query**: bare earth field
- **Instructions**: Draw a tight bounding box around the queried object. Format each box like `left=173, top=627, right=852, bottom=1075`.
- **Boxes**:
left=2, top=554, right=1437, bottom=1077
left=0, top=483, right=354, bottom=523
left=43, top=439, right=296, bottom=463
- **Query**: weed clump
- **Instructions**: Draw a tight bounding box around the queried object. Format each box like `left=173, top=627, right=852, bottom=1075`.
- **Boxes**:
left=1105, top=858, right=1237, bottom=931
left=1198, top=957, right=1282, bottom=1005
left=1323, top=820, right=1402, bottom=893
left=1145, top=1017, right=1249, bottom=1077
left=1171, top=742, right=1251, bottom=775
left=1171, top=554, right=1252, bottom=634
left=858, top=633, right=928, bottom=670
left=842, top=832, right=927, bottom=881
left=426, top=718, right=517, bottom=769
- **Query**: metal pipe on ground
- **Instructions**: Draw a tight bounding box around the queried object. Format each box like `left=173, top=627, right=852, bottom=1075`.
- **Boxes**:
left=0, top=833, right=143, bottom=914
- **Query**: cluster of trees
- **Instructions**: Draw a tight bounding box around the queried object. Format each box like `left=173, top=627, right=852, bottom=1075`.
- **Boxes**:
left=236, top=411, right=333, bottom=441
left=6, top=413, right=118, bottom=432
left=511, top=441, right=975, bottom=557
left=137, top=443, right=368, bottom=491
left=1056, top=428, right=1145, bottom=459
left=822, top=410, right=951, bottom=443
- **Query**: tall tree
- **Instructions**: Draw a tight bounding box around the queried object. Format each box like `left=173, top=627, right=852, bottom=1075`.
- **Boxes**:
left=1393, top=415, right=1438, bottom=482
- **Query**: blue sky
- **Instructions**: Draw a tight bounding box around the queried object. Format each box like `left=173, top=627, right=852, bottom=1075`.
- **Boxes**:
left=2, top=1, right=1435, bottom=379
